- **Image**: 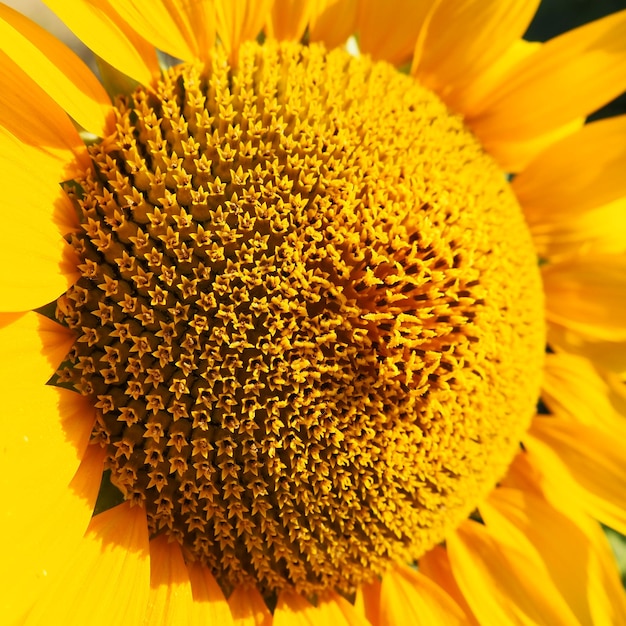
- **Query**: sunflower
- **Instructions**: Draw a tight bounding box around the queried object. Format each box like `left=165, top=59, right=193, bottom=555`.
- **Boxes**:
left=2, top=0, right=626, bottom=623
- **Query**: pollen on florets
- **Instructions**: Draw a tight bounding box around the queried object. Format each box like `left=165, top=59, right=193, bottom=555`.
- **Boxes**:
left=53, top=41, right=544, bottom=597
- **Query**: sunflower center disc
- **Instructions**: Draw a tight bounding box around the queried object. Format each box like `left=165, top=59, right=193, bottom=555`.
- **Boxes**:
left=54, top=41, right=545, bottom=596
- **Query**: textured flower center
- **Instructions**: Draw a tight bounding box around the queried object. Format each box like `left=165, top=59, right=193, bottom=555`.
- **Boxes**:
left=54, top=41, right=544, bottom=597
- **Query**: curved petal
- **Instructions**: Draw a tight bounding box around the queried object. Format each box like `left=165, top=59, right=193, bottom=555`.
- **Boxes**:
left=0, top=311, right=73, bottom=385
left=25, top=503, right=151, bottom=625
left=0, top=128, right=80, bottom=311
left=228, top=585, right=272, bottom=626
left=543, top=254, right=626, bottom=342
left=105, top=0, right=215, bottom=64
left=354, top=578, right=382, bottom=626
left=508, top=450, right=626, bottom=625
left=273, top=590, right=371, bottom=626
left=0, top=312, right=88, bottom=488
left=480, top=116, right=584, bottom=174
left=143, top=535, right=194, bottom=626
left=542, top=352, right=626, bottom=438
left=528, top=417, right=626, bottom=537
left=309, top=0, right=358, bottom=50
left=0, top=4, right=111, bottom=136
left=548, top=323, right=626, bottom=376
left=447, top=519, right=579, bottom=625
left=43, top=0, right=159, bottom=85
left=188, top=562, right=234, bottom=625
left=483, top=488, right=596, bottom=625
left=379, top=564, right=467, bottom=625
left=412, top=0, right=540, bottom=114
left=357, top=0, right=431, bottom=65
left=530, top=195, right=626, bottom=261
left=214, top=0, right=273, bottom=63
left=469, top=10, right=626, bottom=161
left=266, top=0, right=315, bottom=41
left=274, top=592, right=318, bottom=625
left=3, top=445, right=105, bottom=624
left=320, top=591, right=372, bottom=626
left=418, top=546, right=479, bottom=625
left=0, top=50, right=89, bottom=173
left=514, top=116, right=626, bottom=256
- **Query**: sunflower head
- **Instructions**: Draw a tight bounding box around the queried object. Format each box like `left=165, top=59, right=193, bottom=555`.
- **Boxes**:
left=3, top=0, right=626, bottom=623
left=53, top=40, right=544, bottom=597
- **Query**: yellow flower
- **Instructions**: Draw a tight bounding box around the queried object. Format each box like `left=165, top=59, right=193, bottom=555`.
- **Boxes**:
left=2, top=0, right=626, bottom=624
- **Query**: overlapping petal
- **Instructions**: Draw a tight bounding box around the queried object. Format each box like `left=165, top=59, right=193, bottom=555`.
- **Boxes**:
left=357, top=0, right=430, bottom=65
left=2, top=445, right=105, bottom=624
left=24, top=503, right=151, bottom=625
left=309, top=0, right=358, bottom=49
left=482, top=488, right=596, bottom=624
left=188, top=563, right=235, bottom=625
left=542, top=351, right=626, bottom=438
left=418, top=546, right=479, bottom=625
left=543, top=254, right=626, bottom=342
left=144, top=535, right=194, bottom=625
left=43, top=0, right=159, bottom=84
left=412, top=0, right=540, bottom=114
left=266, top=0, right=315, bottom=42
left=528, top=417, right=626, bottom=537
left=214, top=0, right=273, bottom=62
left=228, top=585, right=272, bottom=626
left=379, top=565, right=467, bottom=625
left=447, top=519, right=580, bottom=625
left=506, top=451, right=626, bottom=624
left=514, top=116, right=626, bottom=258
left=0, top=3, right=111, bottom=136
left=105, top=0, right=216, bottom=64
left=469, top=10, right=626, bottom=168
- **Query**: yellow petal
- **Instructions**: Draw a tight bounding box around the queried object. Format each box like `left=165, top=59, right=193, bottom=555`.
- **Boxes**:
left=379, top=564, right=467, bottom=626
left=25, top=503, right=151, bottom=625
left=447, top=519, right=579, bottom=625
left=143, top=535, right=194, bottom=625
left=543, top=254, right=626, bottom=342
left=0, top=312, right=89, bottom=487
left=273, top=591, right=371, bottom=626
left=514, top=115, right=626, bottom=256
left=214, top=0, right=273, bottom=63
left=517, top=447, right=626, bottom=625
left=0, top=4, right=111, bottom=136
left=0, top=311, right=73, bottom=384
left=354, top=578, right=381, bottom=626
left=228, top=585, right=272, bottom=626
left=542, top=351, right=626, bottom=438
left=548, top=322, right=626, bottom=375
left=528, top=417, right=626, bottom=537
left=105, top=0, right=216, bottom=64
left=357, top=0, right=431, bottom=65
left=418, top=546, right=479, bottom=625
left=0, top=50, right=89, bottom=173
left=413, top=0, right=540, bottom=114
left=309, top=0, right=358, bottom=49
left=483, top=487, right=596, bottom=624
left=188, top=562, right=234, bottom=625
left=266, top=0, right=315, bottom=41
left=470, top=10, right=626, bottom=158
left=274, top=591, right=318, bottom=625
left=2, top=445, right=104, bottom=624
left=0, top=127, right=81, bottom=311
left=480, top=116, right=584, bottom=174
left=43, top=0, right=159, bottom=85
left=441, top=37, right=583, bottom=172
left=319, top=591, right=372, bottom=626
left=530, top=195, right=626, bottom=260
